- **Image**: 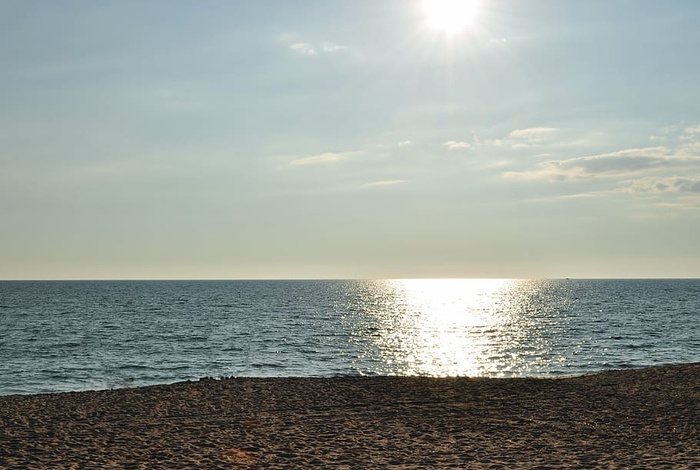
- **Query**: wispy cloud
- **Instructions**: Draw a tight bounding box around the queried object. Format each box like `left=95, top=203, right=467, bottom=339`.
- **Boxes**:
left=509, top=127, right=558, bottom=140
left=362, top=179, right=407, bottom=188
left=321, top=42, right=347, bottom=53
left=503, top=147, right=700, bottom=181
left=499, top=122, right=700, bottom=207
left=289, top=152, right=353, bottom=166
left=507, top=127, right=559, bottom=149
left=285, top=35, right=347, bottom=57
left=398, top=140, right=412, bottom=148
left=474, top=126, right=603, bottom=155
left=618, top=176, right=700, bottom=194
left=443, top=140, right=471, bottom=151
left=458, top=126, right=570, bottom=154
left=289, top=42, right=317, bottom=56
left=649, top=124, right=700, bottom=155
left=683, top=125, right=700, bottom=137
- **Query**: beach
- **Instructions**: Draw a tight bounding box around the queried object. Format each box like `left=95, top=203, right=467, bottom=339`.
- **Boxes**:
left=1, top=363, right=698, bottom=468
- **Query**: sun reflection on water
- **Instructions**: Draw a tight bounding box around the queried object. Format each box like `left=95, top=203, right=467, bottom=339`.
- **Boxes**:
left=355, top=279, right=562, bottom=377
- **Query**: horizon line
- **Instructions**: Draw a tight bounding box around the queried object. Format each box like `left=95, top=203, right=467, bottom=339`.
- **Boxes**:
left=1, top=277, right=699, bottom=282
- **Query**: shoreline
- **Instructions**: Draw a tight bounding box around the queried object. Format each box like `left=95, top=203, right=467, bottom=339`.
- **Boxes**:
left=1, top=363, right=699, bottom=468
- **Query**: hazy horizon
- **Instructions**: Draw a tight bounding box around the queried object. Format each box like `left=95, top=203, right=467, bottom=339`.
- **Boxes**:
left=2, top=277, right=699, bottom=283
left=2, top=0, right=699, bottom=280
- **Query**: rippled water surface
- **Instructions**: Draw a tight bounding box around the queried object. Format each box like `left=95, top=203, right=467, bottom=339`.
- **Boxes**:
left=1, top=279, right=698, bottom=394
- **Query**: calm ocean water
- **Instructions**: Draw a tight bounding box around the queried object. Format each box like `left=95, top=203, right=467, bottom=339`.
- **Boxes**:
left=0, top=279, right=698, bottom=395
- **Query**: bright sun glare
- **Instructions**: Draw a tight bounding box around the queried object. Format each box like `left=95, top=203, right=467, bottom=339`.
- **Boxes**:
left=422, top=0, right=481, bottom=34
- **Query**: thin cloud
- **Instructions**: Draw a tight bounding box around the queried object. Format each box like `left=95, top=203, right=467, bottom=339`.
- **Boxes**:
left=362, top=179, right=407, bottom=188
left=321, top=43, right=347, bottom=53
left=286, top=37, right=347, bottom=57
left=618, top=176, right=700, bottom=194
left=444, top=141, right=471, bottom=151
left=508, top=127, right=558, bottom=140
left=678, top=126, right=700, bottom=155
left=398, top=140, right=412, bottom=148
left=507, top=127, right=559, bottom=149
left=289, top=43, right=317, bottom=56
left=679, top=142, right=700, bottom=156
left=503, top=147, right=698, bottom=181
left=289, top=152, right=353, bottom=166
left=683, top=125, right=700, bottom=137
left=650, top=124, right=700, bottom=157
left=496, top=123, right=700, bottom=206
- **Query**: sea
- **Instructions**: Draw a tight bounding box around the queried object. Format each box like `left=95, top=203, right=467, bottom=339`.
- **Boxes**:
left=1, top=279, right=698, bottom=396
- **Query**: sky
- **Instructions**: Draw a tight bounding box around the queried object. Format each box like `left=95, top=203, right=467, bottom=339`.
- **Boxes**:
left=1, top=0, right=699, bottom=280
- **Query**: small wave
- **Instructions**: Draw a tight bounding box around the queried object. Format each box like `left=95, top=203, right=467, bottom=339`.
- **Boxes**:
left=250, top=362, right=286, bottom=369
left=115, top=364, right=157, bottom=371
left=601, top=362, right=636, bottom=369
left=622, top=343, right=653, bottom=350
left=160, top=365, right=191, bottom=371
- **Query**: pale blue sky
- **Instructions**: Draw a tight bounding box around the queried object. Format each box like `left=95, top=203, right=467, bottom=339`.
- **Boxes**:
left=2, top=0, right=699, bottom=279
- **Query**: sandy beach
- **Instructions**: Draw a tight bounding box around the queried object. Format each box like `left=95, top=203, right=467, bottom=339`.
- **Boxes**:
left=1, top=363, right=698, bottom=468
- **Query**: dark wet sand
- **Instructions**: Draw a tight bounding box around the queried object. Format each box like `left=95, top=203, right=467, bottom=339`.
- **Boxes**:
left=1, top=363, right=699, bottom=468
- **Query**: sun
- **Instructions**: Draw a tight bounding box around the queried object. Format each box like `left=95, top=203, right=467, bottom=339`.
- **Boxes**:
left=421, top=0, right=481, bottom=35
